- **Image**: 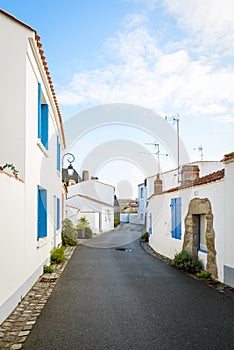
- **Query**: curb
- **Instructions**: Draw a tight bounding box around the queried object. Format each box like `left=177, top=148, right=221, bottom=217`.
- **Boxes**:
left=140, top=240, right=234, bottom=300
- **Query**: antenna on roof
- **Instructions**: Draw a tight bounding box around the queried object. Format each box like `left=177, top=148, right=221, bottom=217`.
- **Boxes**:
left=144, top=142, right=169, bottom=173
left=194, top=145, right=204, bottom=161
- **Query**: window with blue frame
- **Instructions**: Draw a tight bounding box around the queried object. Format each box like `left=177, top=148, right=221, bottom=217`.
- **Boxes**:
left=38, top=82, right=49, bottom=150
left=57, top=136, right=61, bottom=171
left=37, top=186, right=47, bottom=240
left=171, top=197, right=182, bottom=239
left=197, top=214, right=207, bottom=253
left=56, top=197, right=60, bottom=230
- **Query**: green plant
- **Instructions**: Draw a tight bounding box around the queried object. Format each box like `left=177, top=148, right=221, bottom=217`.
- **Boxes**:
left=141, top=232, right=149, bottom=242
left=196, top=271, right=211, bottom=279
left=43, top=265, right=54, bottom=273
left=77, top=217, right=90, bottom=229
left=77, top=217, right=90, bottom=238
left=173, top=250, right=202, bottom=273
left=0, top=163, right=19, bottom=177
left=84, top=227, right=93, bottom=238
left=114, top=217, right=120, bottom=227
left=50, top=247, right=66, bottom=264
left=62, top=233, right=78, bottom=246
left=62, top=218, right=77, bottom=240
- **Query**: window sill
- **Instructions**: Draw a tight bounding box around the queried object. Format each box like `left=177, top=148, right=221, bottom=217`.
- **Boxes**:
left=198, top=249, right=207, bottom=254
left=37, top=237, right=48, bottom=249
left=37, top=139, right=49, bottom=157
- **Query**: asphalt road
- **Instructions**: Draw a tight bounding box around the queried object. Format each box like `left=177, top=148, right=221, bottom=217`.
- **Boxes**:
left=23, top=224, right=234, bottom=350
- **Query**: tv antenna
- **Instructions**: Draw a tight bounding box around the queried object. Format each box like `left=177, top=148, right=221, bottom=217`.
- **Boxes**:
left=165, top=113, right=180, bottom=182
left=144, top=143, right=168, bottom=173
left=194, top=145, right=204, bottom=161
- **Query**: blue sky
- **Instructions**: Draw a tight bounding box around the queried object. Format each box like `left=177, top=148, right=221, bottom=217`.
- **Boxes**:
left=1, top=0, right=234, bottom=197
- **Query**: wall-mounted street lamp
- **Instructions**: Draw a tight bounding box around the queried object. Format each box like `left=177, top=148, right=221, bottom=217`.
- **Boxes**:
left=62, top=153, right=75, bottom=176
left=62, top=153, right=79, bottom=186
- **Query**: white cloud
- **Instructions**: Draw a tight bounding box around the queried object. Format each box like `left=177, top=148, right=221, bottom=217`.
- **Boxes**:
left=58, top=5, right=234, bottom=126
left=163, top=0, right=234, bottom=56
left=212, top=115, right=234, bottom=124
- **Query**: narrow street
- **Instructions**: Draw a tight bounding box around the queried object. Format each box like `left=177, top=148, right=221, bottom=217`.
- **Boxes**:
left=23, top=224, right=234, bottom=350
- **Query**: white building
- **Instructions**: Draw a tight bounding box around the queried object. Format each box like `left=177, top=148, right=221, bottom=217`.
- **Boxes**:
left=0, top=10, right=65, bottom=323
left=66, top=180, right=115, bottom=233
left=147, top=152, right=234, bottom=288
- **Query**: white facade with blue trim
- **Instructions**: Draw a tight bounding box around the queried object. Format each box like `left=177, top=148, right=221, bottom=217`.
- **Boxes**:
left=0, top=10, right=65, bottom=323
left=147, top=156, right=234, bottom=288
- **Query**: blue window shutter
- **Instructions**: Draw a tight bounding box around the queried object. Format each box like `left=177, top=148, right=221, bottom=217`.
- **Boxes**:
left=171, top=198, right=176, bottom=238
left=57, top=136, right=60, bottom=171
left=38, top=83, right=41, bottom=138
left=41, top=104, right=49, bottom=149
left=175, top=197, right=181, bottom=239
left=56, top=197, right=60, bottom=230
left=171, top=197, right=181, bottom=239
left=37, top=186, right=47, bottom=239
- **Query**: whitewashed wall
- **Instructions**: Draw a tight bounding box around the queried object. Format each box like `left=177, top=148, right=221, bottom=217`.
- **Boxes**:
left=223, top=159, right=234, bottom=287
left=68, top=180, right=114, bottom=207
left=0, top=173, right=25, bottom=324
left=66, top=206, right=100, bottom=234
left=0, top=12, right=64, bottom=323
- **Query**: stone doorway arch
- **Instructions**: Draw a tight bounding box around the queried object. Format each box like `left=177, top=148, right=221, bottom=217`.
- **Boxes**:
left=183, top=198, right=218, bottom=279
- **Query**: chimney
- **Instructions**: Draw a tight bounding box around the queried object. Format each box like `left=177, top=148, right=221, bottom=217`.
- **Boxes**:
left=181, top=165, right=200, bottom=184
left=154, top=173, right=162, bottom=194
left=82, top=170, right=89, bottom=181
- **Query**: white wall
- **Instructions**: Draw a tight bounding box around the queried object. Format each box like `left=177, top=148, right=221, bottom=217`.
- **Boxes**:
left=0, top=13, right=30, bottom=177
left=0, top=11, right=64, bottom=323
left=68, top=180, right=114, bottom=207
left=0, top=173, right=25, bottom=323
left=66, top=206, right=100, bottom=234
left=224, top=158, right=234, bottom=286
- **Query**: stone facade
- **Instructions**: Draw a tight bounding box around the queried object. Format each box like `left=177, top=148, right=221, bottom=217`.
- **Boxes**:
left=183, top=198, right=218, bottom=279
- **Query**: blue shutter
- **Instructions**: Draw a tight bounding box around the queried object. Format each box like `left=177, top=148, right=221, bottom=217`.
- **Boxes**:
left=171, top=197, right=181, bottom=239
left=38, top=83, right=41, bottom=138
left=57, top=136, right=60, bottom=171
left=37, top=186, right=47, bottom=239
left=56, top=197, right=60, bottom=230
left=41, top=104, right=49, bottom=149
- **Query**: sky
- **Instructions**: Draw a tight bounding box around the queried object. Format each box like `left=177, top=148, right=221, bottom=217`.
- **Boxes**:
left=1, top=0, right=234, bottom=198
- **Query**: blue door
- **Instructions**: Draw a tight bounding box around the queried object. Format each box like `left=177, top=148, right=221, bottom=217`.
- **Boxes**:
left=171, top=197, right=181, bottom=239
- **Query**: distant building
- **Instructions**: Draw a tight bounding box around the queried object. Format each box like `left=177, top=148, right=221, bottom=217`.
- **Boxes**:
left=66, top=179, right=115, bottom=233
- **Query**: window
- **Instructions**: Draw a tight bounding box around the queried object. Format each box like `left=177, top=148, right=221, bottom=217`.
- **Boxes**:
left=171, top=197, right=181, bottom=240
left=197, top=214, right=207, bottom=253
left=140, top=187, right=144, bottom=198
left=37, top=186, right=47, bottom=240
left=57, top=136, right=61, bottom=171
left=56, top=197, right=60, bottom=230
left=38, top=82, right=49, bottom=150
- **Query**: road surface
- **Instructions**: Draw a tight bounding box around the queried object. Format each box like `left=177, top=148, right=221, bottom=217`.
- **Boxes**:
left=23, top=224, right=234, bottom=350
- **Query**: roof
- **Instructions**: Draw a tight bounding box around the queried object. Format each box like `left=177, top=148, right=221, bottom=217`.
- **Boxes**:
left=148, top=169, right=225, bottom=199
left=0, top=169, right=24, bottom=183
left=0, top=9, right=65, bottom=147
left=67, top=193, right=114, bottom=208
left=222, top=152, right=234, bottom=163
